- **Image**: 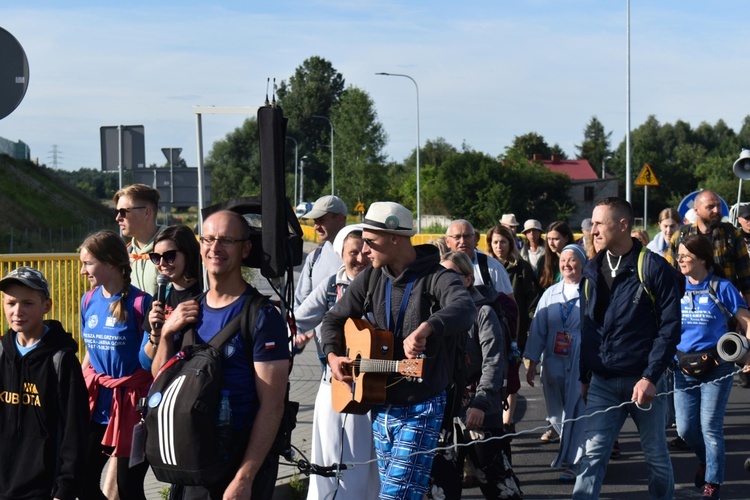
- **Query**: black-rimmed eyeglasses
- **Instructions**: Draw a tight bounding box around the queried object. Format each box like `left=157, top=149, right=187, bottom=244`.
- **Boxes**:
left=199, top=236, right=248, bottom=247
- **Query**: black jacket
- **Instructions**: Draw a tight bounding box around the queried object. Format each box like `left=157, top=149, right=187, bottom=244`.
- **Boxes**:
left=0, top=321, right=88, bottom=500
left=579, top=240, right=681, bottom=383
left=321, top=244, right=476, bottom=404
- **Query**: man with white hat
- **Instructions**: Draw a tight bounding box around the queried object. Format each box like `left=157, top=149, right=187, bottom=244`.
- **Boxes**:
left=322, top=202, right=476, bottom=499
left=501, top=213, right=522, bottom=250
left=445, top=219, right=514, bottom=297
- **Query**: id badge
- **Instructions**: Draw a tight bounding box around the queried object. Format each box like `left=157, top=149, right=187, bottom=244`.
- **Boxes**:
left=129, top=420, right=146, bottom=467
left=553, top=331, right=571, bottom=357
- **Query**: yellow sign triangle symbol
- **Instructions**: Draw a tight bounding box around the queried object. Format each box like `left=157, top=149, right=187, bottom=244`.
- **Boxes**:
left=635, top=163, right=659, bottom=186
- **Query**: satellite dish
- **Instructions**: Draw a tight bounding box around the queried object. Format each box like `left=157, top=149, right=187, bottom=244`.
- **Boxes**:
left=0, top=27, right=30, bottom=120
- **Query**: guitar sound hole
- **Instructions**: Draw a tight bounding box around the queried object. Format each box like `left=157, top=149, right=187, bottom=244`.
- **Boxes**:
left=352, top=355, right=362, bottom=377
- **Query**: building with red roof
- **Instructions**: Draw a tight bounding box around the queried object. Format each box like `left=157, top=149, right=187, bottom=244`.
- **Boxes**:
left=532, top=154, right=618, bottom=228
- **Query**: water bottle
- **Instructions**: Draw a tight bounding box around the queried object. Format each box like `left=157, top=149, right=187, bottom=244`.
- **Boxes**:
left=216, top=390, right=232, bottom=461
left=508, top=341, right=522, bottom=365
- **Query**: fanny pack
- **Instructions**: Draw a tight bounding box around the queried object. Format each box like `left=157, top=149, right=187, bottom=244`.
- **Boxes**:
left=676, top=346, right=719, bottom=377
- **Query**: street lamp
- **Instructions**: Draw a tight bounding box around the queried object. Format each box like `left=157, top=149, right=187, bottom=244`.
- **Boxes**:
left=286, top=136, right=298, bottom=207
left=376, top=72, right=421, bottom=233
left=601, top=154, right=613, bottom=179
left=311, top=115, right=334, bottom=195
left=299, top=155, right=308, bottom=206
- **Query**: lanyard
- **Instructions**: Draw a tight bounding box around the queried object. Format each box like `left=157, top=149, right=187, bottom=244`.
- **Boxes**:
left=385, top=275, right=416, bottom=335
left=559, top=288, right=577, bottom=328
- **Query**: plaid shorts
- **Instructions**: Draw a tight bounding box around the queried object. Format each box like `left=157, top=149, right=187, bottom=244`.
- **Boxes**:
left=372, top=391, right=446, bottom=500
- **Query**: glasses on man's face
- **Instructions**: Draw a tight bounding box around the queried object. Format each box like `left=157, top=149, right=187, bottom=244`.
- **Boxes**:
left=446, top=233, right=475, bottom=241
left=199, top=236, right=248, bottom=247
left=676, top=254, right=694, bottom=262
left=149, top=250, right=178, bottom=266
left=115, top=206, right=147, bottom=218
left=362, top=237, right=378, bottom=248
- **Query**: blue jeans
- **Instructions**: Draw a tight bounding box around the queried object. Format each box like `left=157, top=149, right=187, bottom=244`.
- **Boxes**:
left=572, top=374, right=673, bottom=500
left=674, top=361, right=734, bottom=485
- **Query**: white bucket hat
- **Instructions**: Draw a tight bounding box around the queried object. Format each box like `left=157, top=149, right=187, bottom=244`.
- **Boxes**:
left=359, top=202, right=416, bottom=236
left=522, top=219, right=542, bottom=233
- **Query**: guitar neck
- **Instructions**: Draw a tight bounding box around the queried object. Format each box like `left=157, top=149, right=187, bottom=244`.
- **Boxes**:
left=359, top=359, right=403, bottom=374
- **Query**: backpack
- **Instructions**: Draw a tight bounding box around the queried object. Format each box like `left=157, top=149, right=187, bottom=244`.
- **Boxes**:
left=325, top=274, right=339, bottom=311
left=477, top=252, right=494, bottom=288
left=144, top=291, right=268, bottom=486
left=583, top=246, right=685, bottom=315
left=308, top=242, right=325, bottom=280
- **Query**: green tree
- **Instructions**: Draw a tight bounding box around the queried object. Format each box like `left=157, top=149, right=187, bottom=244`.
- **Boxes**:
left=277, top=56, right=345, bottom=199
left=205, top=118, right=261, bottom=202
left=575, top=116, right=611, bottom=176
left=392, top=137, right=459, bottom=214
left=512, top=132, right=551, bottom=160
left=550, top=143, right=568, bottom=159
left=329, top=86, right=388, bottom=209
left=434, top=146, right=571, bottom=228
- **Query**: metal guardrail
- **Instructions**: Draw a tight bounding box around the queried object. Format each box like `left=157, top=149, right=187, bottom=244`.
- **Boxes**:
left=0, top=254, right=89, bottom=359
left=0, top=231, right=502, bottom=359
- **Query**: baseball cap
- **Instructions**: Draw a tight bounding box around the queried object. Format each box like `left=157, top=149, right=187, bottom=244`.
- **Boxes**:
left=738, top=204, right=750, bottom=219
left=0, top=266, right=51, bottom=298
left=302, top=195, right=347, bottom=220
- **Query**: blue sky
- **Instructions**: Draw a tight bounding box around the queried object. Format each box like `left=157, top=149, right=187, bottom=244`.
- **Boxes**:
left=1, top=1, right=748, bottom=172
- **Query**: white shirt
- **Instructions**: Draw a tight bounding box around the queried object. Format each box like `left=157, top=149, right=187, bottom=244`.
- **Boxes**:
left=472, top=250, right=513, bottom=294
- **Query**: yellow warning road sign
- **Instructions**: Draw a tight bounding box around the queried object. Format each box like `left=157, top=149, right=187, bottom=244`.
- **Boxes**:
left=635, top=163, right=659, bottom=187
left=354, top=201, right=366, bottom=213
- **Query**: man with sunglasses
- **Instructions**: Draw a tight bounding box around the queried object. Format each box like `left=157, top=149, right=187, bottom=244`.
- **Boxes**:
left=113, top=184, right=165, bottom=296
left=321, top=202, right=476, bottom=499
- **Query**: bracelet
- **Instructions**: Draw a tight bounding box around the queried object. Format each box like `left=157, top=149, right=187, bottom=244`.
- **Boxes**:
left=148, top=334, right=159, bottom=347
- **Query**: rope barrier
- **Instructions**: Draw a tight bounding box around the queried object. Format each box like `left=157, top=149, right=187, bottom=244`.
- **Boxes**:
left=280, top=365, right=746, bottom=475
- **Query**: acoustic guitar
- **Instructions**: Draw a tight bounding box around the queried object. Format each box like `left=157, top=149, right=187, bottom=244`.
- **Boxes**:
left=331, top=318, right=424, bottom=414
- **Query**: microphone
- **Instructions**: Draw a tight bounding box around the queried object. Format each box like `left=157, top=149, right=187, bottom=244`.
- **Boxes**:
left=153, top=274, right=170, bottom=330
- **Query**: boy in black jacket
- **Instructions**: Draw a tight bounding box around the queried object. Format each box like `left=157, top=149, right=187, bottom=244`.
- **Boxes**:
left=0, top=267, right=89, bottom=500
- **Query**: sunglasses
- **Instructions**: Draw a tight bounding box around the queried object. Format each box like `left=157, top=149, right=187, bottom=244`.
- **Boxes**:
left=149, top=250, right=178, bottom=265
left=115, top=206, right=147, bottom=218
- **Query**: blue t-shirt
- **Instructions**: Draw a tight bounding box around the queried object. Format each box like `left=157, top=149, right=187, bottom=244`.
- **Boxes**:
left=81, top=285, right=152, bottom=424
left=679, top=273, right=745, bottom=353
left=14, top=326, right=48, bottom=357
left=195, top=289, right=288, bottom=430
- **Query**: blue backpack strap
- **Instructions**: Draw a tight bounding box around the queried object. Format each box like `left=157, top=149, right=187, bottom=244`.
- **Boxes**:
left=325, top=274, right=338, bottom=311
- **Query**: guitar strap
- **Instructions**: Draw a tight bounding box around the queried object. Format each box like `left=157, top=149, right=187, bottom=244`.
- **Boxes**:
left=384, top=274, right=417, bottom=335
